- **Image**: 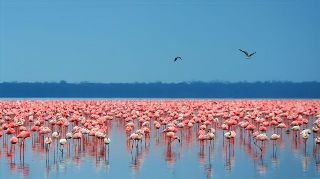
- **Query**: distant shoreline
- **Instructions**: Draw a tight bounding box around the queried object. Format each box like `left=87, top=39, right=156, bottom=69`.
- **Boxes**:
left=1, top=81, right=320, bottom=98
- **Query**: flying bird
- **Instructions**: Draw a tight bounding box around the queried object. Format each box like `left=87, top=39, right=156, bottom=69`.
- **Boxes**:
left=174, top=56, right=182, bottom=62
left=238, top=49, right=256, bottom=59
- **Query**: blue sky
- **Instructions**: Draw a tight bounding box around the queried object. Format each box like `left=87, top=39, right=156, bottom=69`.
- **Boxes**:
left=0, top=0, right=319, bottom=83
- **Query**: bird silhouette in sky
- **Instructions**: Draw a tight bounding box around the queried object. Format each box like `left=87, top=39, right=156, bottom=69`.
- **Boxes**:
left=238, top=49, right=256, bottom=59
left=174, top=56, right=182, bottom=62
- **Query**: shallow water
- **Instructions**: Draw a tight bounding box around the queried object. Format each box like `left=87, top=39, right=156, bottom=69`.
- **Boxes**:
left=1, top=120, right=320, bottom=179
left=1, top=99, right=320, bottom=179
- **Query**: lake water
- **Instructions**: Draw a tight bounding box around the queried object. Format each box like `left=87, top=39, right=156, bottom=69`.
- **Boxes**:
left=1, top=100, right=320, bottom=179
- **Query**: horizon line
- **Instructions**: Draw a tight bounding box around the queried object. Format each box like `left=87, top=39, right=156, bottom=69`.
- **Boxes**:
left=1, top=80, right=320, bottom=84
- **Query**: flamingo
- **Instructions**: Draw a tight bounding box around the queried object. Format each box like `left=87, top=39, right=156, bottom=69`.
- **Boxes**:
left=44, top=137, right=52, bottom=150
left=10, top=136, right=18, bottom=157
left=129, top=132, right=143, bottom=149
left=104, top=137, right=111, bottom=160
left=300, top=129, right=310, bottom=154
left=224, top=131, right=236, bottom=139
left=166, top=131, right=180, bottom=144
left=59, top=138, right=67, bottom=156
left=291, top=126, right=300, bottom=138
left=254, top=133, right=268, bottom=153
left=270, top=134, right=280, bottom=141
left=10, top=136, right=18, bottom=145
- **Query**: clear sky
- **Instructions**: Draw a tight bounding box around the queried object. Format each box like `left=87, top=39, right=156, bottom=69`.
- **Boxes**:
left=0, top=0, right=319, bottom=83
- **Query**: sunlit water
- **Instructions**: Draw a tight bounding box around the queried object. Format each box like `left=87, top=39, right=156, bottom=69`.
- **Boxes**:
left=1, top=100, right=320, bottom=179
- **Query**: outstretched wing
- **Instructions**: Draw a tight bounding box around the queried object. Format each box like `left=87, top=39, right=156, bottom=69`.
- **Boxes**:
left=174, top=56, right=182, bottom=62
left=238, top=49, right=249, bottom=56
left=249, top=52, right=256, bottom=57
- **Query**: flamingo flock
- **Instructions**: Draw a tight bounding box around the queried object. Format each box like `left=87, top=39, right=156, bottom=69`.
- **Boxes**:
left=1, top=100, right=320, bottom=177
